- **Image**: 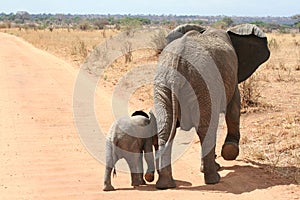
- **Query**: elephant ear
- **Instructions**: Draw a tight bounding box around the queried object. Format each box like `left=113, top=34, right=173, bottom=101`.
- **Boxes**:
left=227, top=24, right=270, bottom=83
left=166, top=24, right=206, bottom=44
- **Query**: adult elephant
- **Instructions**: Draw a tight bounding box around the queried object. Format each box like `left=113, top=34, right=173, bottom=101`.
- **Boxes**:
left=154, top=24, right=270, bottom=189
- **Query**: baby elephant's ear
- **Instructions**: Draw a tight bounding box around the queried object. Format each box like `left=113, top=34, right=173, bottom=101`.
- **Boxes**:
left=227, top=24, right=270, bottom=83
left=166, top=24, right=206, bottom=44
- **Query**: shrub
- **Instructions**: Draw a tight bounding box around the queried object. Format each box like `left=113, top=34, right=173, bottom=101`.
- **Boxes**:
left=71, top=40, right=88, bottom=59
left=79, top=20, right=90, bottom=31
left=93, top=19, right=109, bottom=30
left=122, top=41, right=133, bottom=63
left=268, top=38, right=279, bottom=50
left=239, top=75, right=261, bottom=111
left=150, top=29, right=167, bottom=55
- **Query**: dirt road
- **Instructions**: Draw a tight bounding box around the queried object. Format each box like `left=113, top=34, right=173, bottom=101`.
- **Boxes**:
left=0, top=32, right=299, bottom=200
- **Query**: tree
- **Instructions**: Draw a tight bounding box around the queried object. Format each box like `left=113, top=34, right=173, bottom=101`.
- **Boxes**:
left=120, top=17, right=142, bottom=36
left=222, top=17, right=234, bottom=27
left=295, top=22, right=300, bottom=32
left=292, top=14, right=300, bottom=19
left=292, top=14, right=300, bottom=32
left=107, top=16, right=116, bottom=25
left=213, top=20, right=227, bottom=29
left=190, top=20, right=204, bottom=25
left=15, top=11, right=30, bottom=24
left=213, top=17, right=234, bottom=29
left=79, top=20, right=90, bottom=31
left=93, top=19, right=109, bottom=30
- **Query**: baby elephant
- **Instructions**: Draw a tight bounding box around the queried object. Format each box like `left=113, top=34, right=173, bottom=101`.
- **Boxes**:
left=103, top=110, right=158, bottom=191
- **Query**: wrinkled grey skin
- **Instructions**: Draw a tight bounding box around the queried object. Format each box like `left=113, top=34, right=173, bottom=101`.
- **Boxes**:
left=103, top=111, right=158, bottom=191
left=154, top=24, right=270, bottom=189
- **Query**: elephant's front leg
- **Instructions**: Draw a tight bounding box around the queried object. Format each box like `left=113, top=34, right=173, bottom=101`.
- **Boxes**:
left=222, top=86, right=241, bottom=160
left=103, top=166, right=115, bottom=191
left=103, top=140, right=116, bottom=191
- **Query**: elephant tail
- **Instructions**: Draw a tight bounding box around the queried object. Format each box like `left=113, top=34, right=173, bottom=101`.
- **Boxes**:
left=113, top=168, right=117, bottom=177
left=112, top=141, right=118, bottom=178
left=166, top=85, right=179, bottom=145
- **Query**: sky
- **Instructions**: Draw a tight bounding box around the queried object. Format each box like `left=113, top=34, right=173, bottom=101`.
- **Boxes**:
left=0, top=0, right=299, bottom=17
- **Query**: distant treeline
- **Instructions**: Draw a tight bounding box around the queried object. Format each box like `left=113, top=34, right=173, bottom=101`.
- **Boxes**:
left=0, top=12, right=299, bottom=32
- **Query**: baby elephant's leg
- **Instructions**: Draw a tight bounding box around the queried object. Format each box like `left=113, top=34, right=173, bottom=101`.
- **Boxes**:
left=144, top=149, right=155, bottom=182
left=103, top=167, right=115, bottom=191
left=103, top=140, right=116, bottom=191
left=126, top=153, right=146, bottom=186
left=143, top=136, right=156, bottom=182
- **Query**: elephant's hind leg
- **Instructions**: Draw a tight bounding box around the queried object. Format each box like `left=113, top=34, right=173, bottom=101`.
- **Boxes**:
left=156, top=142, right=176, bottom=189
left=222, top=86, right=240, bottom=160
left=198, top=129, right=220, bottom=184
left=154, top=85, right=176, bottom=189
left=200, top=154, right=221, bottom=173
left=125, top=153, right=146, bottom=186
left=202, top=146, right=221, bottom=184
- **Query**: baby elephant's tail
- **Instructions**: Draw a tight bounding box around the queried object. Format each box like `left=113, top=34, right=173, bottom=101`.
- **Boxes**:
left=113, top=168, right=117, bottom=177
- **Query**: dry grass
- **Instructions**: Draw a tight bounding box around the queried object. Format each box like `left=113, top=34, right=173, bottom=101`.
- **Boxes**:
left=0, top=28, right=118, bottom=67
left=98, top=48, right=157, bottom=114
left=264, top=33, right=300, bottom=81
left=1, top=28, right=299, bottom=183
left=240, top=32, right=300, bottom=184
